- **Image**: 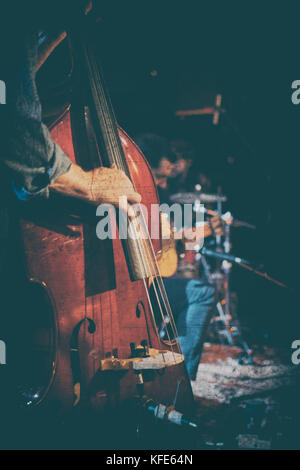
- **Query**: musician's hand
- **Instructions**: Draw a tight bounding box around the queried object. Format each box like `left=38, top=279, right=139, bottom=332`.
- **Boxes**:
left=181, top=215, right=224, bottom=243
left=182, top=226, right=204, bottom=244
left=90, top=165, right=141, bottom=207
left=49, top=163, right=141, bottom=209
left=210, top=215, right=224, bottom=237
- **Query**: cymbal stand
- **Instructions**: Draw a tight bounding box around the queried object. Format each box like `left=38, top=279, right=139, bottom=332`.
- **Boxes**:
left=200, top=254, right=234, bottom=346
left=222, top=217, right=254, bottom=364
left=199, top=199, right=254, bottom=363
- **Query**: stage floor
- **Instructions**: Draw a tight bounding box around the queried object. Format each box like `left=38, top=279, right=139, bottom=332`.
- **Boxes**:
left=193, top=344, right=300, bottom=449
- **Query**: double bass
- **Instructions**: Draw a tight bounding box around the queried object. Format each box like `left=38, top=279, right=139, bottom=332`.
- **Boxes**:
left=13, top=10, right=195, bottom=438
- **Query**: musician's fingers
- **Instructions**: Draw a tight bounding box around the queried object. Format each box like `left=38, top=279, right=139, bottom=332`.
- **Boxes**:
left=127, top=191, right=142, bottom=204
left=118, top=195, right=129, bottom=212
left=127, top=204, right=137, bottom=220
left=207, top=209, right=217, bottom=217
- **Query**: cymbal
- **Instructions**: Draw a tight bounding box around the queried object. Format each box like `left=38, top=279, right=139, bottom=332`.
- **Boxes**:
left=170, top=192, right=227, bottom=204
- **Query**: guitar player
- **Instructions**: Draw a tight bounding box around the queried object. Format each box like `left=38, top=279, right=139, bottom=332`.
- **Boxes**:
left=135, top=133, right=224, bottom=381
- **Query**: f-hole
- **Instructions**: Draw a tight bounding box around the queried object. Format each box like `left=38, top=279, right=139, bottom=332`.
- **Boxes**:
left=136, top=301, right=152, bottom=348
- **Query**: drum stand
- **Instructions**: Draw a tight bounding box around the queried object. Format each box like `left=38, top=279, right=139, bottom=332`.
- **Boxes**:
left=200, top=192, right=254, bottom=364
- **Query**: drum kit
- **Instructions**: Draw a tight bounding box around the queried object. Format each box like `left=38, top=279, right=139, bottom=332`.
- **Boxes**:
left=170, top=188, right=257, bottom=363
left=170, top=185, right=291, bottom=362
left=170, top=98, right=291, bottom=362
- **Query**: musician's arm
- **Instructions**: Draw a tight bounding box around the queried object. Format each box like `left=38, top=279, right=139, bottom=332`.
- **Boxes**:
left=49, top=165, right=141, bottom=206
left=175, top=223, right=213, bottom=241
left=1, top=18, right=139, bottom=207
left=0, top=26, right=73, bottom=202
left=160, top=215, right=224, bottom=250
left=160, top=215, right=212, bottom=253
left=0, top=2, right=141, bottom=208
left=2, top=2, right=92, bottom=202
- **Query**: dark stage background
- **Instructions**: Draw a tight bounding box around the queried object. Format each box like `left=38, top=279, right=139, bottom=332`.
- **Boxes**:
left=40, top=1, right=299, bottom=348
left=95, top=2, right=299, bottom=348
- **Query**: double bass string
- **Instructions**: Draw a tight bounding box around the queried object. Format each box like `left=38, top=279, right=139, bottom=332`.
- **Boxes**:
left=124, top=210, right=177, bottom=359
left=122, top=189, right=180, bottom=357
left=83, top=43, right=176, bottom=351
left=82, top=43, right=120, bottom=359
left=83, top=41, right=181, bottom=361
left=128, top=219, right=173, bottom=356
left=133, top=211, right=182, bottom=352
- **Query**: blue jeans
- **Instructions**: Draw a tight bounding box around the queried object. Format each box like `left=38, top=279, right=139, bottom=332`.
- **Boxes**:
left=163, top=278, right=215, bottom=380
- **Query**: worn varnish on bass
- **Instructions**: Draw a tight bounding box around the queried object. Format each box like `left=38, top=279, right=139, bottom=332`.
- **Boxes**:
left=15, top=12, right=195, bottom=425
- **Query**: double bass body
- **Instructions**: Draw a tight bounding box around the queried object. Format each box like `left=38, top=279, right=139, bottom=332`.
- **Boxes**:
left=17, top=105, right=194, bottom=420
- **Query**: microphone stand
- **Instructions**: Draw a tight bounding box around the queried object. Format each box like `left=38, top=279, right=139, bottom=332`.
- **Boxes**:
left=200, top=247, right=291, bottom=290
left=200, top=210, right=254, bottom=363
left=222, top=220, right=254, bottom=364
left=200, top=255, right=235, bottom=346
